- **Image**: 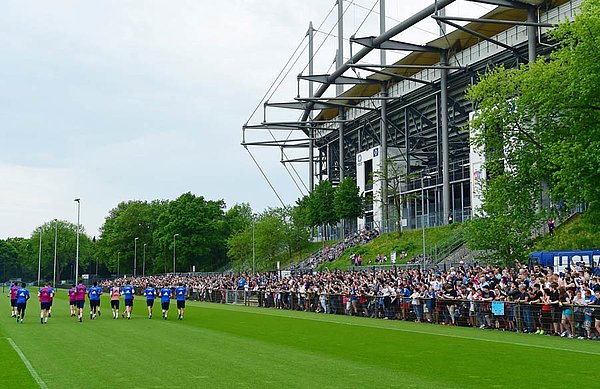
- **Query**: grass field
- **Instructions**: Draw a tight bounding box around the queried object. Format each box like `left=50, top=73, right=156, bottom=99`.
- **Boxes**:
left=1, top=289, right=599, bottom=388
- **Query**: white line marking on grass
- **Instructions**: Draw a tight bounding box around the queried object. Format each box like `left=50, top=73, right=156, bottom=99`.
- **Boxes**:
left=197, top=303, right=600, bottom=357
left=7, top=338, right=48, bottom=389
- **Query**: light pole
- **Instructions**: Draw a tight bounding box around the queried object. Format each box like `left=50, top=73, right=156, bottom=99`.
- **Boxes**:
left=37, top=226, right=43, bottom=288
left=74, top=198, right=81, bottom=283
left=173, top=233, right=179, bottom=274
left=252, top=216, right=256, bottom=274
left=134, top=237, right=139, bottom=277
left=53, top=219, right=58, bottom=287
left=143, top=243, right=147, bottom=276
left=117, top=251, right=120, bottom=275
left=420, top=176, right=432, bottom=271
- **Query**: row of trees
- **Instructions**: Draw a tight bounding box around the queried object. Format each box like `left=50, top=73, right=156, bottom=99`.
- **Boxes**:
left=464, top=0, right=600, bottom=265
left=1, top=176, right=368, bottom=281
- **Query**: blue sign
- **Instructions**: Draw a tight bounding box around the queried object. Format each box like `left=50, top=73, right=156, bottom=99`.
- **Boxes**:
left=491, top=301, right=504, bottom=316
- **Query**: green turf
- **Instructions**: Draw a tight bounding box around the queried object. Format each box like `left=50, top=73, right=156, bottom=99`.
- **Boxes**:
left=1, top=290, right=598, bottom=388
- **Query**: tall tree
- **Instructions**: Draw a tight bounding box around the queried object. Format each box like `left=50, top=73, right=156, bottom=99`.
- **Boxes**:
left=97, top=200, right=166, bottom=275
left=154, top=192, right=228, bottom=272
left=333, top=176, right=364, bottom=234
left=465, top=0, right=600, bottom=262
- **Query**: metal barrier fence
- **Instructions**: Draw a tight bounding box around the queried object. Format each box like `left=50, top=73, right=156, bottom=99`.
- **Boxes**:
left=196, top=290, right=600, bottom=339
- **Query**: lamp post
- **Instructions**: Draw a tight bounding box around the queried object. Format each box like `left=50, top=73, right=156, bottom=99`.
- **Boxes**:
left=252, top=216, right=256, bottom=274
left=37, top=226, right=43, bottom=288
left=74, top=198, right=81, bottom=283
left=134, top=237, right=139, bottom=277
left=53, top=219, right=58, bottom=287
left=420, top=175, right=433, bottom=271
left=173, top=233, right=179, bottom=274
left=117, top=251, right=120, bottom=275
left=143, top=243, right=147, bottom=276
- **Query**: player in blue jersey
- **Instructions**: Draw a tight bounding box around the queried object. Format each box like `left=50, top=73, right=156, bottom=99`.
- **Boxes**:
left=160, top=286, right=172, bottom=320
left=175, top=283, right=187, bottom=320
left=144, top=284, right=157, bottom=319
left=16, top=282, right=30, bottom=323
left=121, top=283, right=135, bottom=319
left=88, top=281, right=102, bottom=320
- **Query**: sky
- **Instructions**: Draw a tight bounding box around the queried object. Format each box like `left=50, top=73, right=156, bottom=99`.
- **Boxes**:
left=0, top=0, right=492, bottom=239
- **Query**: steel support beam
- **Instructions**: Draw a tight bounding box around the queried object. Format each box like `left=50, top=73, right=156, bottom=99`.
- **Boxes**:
left=433, top=15, right=553, bottom=28
left=351, top=36, right=441, bottom=52
left=298, top=74, right=380, bottom=85
left=465, top=0, right=528, bottom=9
left=300, top=0, right=457, bottom=122
left=440, top=51, right=450, bottom=225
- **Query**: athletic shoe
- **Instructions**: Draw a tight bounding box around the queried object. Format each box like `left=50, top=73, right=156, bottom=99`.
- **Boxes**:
left=97, top=311, right=101, bottom=316
left=539, top=330, right=545, bottom=335
left=122, top=312, right=125, bottom=318
left=20, top=319, right=23, bottom=324
left=90, top=313, right=93, bottom=320
left=48, top=313, right=51, bottom=317
left=41, top=318, right=44, bottom=324
left=79, top=317, right=82, bottom=323
left=127, top=316, right=130, bottom=320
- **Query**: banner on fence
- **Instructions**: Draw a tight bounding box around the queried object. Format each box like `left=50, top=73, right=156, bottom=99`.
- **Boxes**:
left=492, top=301, right=504, bottom=316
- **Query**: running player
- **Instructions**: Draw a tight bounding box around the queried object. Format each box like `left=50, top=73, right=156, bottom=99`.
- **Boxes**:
left=16, top=282, right=30, bottom=323
left=160, top=285, right=172, bottom=319
left=88, top=281, right=102, bottom=320
left=109, top=284, right=121, bottom=319
left=9, top=281, right=18, bottom=317
left=47, top=283, right=55, bottom=317
left=121, top=282, right=135, bottom=319
left=175, top=282, right=187, bottom=320
left=75, top=280, right=87, bottom=322
left=144, top=284, right=156, bottom=319
left=68, top=283, right=77, bottom=317
left=38, top=283, right=53, bottom=324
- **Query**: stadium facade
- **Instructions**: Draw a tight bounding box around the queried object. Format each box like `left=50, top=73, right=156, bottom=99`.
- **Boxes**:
left=242, top=0, right=582, bottom=233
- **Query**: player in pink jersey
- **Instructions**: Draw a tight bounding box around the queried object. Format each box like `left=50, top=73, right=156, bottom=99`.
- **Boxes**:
left=68, top=284, right=77, bottom=317
left=38, top=283, right=54, bottom=324
left=75, top=280, right=87, bottom=322
left=109, top=285, right=121, bottom=319
left=9, top=282, right=19, bottom=317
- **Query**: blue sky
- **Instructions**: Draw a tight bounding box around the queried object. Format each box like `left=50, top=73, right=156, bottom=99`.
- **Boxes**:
left=0, top=1, right=491, bottom=238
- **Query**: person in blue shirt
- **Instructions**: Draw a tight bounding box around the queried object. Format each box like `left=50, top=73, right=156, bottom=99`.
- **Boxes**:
left=121, top=283, right=135, bottom=320
left=175, top=283, right=187, bottom=320
left=160, top=286, right=172, bottom=320
left=144, top=284, right=157, bottom=319
left=16, top=282, right=30, bottom=324
left=88, top=281, right=102, bottom=320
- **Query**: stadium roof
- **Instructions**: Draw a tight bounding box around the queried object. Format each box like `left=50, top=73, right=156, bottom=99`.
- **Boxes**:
left=313, top=0, right=567, bottom=121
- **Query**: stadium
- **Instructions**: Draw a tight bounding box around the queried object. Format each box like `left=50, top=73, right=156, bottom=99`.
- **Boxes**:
left=243, top=0, right=580, bottom=232
left=3, top=1, right=600, bottom=388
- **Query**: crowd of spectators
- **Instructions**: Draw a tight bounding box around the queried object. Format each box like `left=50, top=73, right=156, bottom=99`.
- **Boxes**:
left=101, top=259, right=600, bottom=340
left=287, top=228, right=380, bottom=271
